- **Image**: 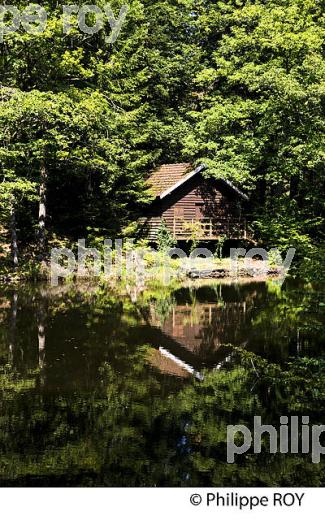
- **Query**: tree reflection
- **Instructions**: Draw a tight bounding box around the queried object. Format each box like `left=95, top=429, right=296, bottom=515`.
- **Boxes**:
left=0, top=280, right=324, bottom=486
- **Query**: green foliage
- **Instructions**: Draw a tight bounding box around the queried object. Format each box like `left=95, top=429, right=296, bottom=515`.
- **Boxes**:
left=0, top=0, right=323, bottom=280
left=183, top=220, right=204, bottom=252
left=185, top=0, right=324, bottom=270
left=156, top=219, right=176, bottom=251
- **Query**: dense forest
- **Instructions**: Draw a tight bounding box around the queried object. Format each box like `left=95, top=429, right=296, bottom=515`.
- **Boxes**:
left=0, top=1, right=324, bottom=491
left=0, top=0, right=324, bottom=278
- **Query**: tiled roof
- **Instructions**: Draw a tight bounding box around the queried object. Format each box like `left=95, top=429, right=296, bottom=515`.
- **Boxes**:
left=146, top=163, right=193, bottom=197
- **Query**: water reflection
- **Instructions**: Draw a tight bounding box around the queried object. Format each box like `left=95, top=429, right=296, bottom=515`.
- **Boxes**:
left=143, top=280, right=324, bottom=368
left=0, top=280, right=324, bottom=486
left=1, top=280, right=323, bottom=374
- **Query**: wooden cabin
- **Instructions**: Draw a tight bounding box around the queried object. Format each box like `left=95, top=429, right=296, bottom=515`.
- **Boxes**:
left=141, top=163, right=249, bottom=242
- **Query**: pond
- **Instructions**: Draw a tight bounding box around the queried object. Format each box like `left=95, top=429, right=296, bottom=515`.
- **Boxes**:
left=0, top=278, right=324, bottom=486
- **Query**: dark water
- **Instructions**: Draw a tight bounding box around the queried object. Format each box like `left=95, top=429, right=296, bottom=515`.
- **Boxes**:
left=0, top=279, right=324, bottom=486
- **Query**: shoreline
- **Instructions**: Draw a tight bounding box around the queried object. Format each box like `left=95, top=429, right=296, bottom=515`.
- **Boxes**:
left=0, top=260, right=284, bottom=287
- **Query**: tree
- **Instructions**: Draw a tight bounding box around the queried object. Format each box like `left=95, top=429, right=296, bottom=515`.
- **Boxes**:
left=184, top=0, right=324, bottom=256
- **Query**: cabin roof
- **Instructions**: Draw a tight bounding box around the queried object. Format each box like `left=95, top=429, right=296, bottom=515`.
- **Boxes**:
left=146, top=163, right=194, bottom=197
left=146, top=163, right=248, bottom=200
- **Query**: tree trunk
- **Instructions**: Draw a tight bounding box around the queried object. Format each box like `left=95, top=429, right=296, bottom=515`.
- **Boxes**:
left=256, top=178, right=267, bottom=206
left=38, top=162, right=47, bottom=256
left=8, top=292, right=18, bottom=365
left=10, top=199, right=19, bottom=269
left=290, top=176, right=299, bottom=200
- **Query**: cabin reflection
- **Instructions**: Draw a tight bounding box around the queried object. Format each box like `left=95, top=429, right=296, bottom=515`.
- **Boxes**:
left=144, top=283, right=264, bottom=372
left=149, top=301, right=250, bottom=357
